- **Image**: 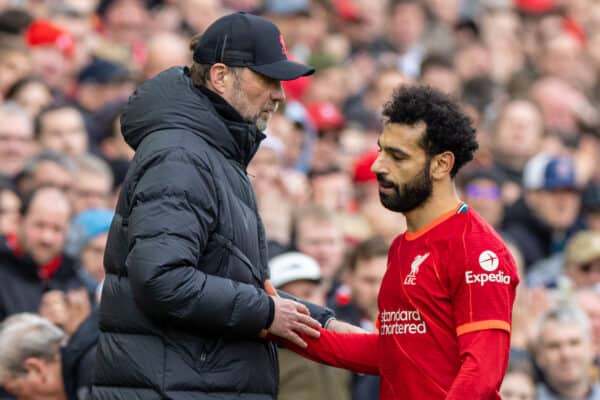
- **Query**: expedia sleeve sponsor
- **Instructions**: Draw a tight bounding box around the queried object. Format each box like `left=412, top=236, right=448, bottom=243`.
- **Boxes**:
left=465, top=270, right=511, bottom=286
left=379, top=309, right=427, bottom=336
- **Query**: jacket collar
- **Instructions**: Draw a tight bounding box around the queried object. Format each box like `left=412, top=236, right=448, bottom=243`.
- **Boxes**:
left=195, top=82, right=266, bottom=168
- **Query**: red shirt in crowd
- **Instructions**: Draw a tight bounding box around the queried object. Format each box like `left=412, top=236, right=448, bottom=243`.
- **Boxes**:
left=286, top=204, right=519, bottom=399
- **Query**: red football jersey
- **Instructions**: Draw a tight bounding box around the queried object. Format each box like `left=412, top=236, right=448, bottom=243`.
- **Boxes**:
left=285, top=203, right=519, bottom=399
left=374, top=203, right=519, bottom=397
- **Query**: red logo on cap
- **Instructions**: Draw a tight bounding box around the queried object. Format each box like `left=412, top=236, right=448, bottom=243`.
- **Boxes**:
left=279, top=34, right=288, bottom=58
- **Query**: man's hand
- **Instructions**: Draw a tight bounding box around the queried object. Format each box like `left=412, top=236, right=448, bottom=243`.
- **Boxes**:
left=325, top=319, right=368, bottom=334
left=268, top=296, right=321, bottom=348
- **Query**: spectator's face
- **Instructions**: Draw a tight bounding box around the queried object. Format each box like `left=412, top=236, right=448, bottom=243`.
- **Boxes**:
left=463, top=179, right=503, bottom=228
left=38, top=108, right=88, bottom=158
left=528, top=189, right=580, bottom=231
left=143, top=34, right=189, bottom=81
left=296, top=219, right=345, bottom=282
left=493, top=101, right=543, bottom=167
left=310, top=172, right=353, bottom=213
left=566, top=258, right=600, bottom=289
left=29, top=47, right=69, bottom=90
left=12, top=81, right=53, bottom=117
left=387, top=3, right=425, bottom=51
left=72, top=171, right=112, bottom=214
left=349, top=255, right=386, bottom=321
left=419, top=66, right=460, bottom=97
left=541, top=34, right=582, bottom=85
left=2, top=356, right=64, bottom=399
left=536, top=321, right=592, bottom=390
left=227, top=68, right=284, bottom=131
left=23, top=161, right=73, bottom=195
left=500, top=371, right=535, bottom=400
left=0, top=189, right=21, bottom=235
left=280, top=280, right=321, bottom=304
left=455, top=44, right=491, bottom=80
left=0, top=112, right=35, bottom=177
left=103, top=0, right=148, bottom=44
left=81, top=232, right=108, bottom=283
left=0, top=50, right=30, bottom=95
left=371, top=122, right=433, bottom=213
left=247, top=147, right=281, bottom=195
left=20, top=193, right=70, bottom=265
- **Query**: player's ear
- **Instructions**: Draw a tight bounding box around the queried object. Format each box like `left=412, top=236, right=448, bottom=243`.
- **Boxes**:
left=430, top=151, right=454, bottom=180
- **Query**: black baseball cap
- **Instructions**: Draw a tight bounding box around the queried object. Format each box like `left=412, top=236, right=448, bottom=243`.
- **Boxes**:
left=193, top=12, right=314, bottom=81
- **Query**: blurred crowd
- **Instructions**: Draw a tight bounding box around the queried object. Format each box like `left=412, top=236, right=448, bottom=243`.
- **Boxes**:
left=0, top=0, right=599, bottom=399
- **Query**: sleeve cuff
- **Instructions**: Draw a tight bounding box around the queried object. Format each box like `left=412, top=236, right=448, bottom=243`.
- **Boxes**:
left=265, top=296, right=275, bottom=329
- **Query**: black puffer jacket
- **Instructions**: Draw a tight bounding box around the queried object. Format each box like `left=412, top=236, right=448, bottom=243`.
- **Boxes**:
left=93, top=67, right=332, bottom=399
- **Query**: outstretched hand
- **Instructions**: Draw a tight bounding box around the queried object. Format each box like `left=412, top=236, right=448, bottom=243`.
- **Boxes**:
left=268, top=296, right=321, bottom=348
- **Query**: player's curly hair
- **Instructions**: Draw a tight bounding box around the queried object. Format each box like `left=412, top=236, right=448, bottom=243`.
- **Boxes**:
left=382, top=85, right=478, bottom=177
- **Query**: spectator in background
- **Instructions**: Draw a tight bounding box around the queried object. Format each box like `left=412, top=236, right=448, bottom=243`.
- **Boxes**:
left=96, top=0, right=149, bottom=66
left=67, top=208, right=113, bottom=296
left=457, top=168, right=505, bottom=231
left=248, top=134, right=295, bottom=257
left=70, top=154, right=113, bottom=215
left=98, top=107, right=134, bottom=161
left=582, top=184, right=600, bottom=233
left=75, top=58, right=132, bottom=118
left=0, top=312, right=98, bottom=400
left=0, top=314, right=67, bottom=400
left=293, top=204, right=346, bottom=301
left=0, top=179, right=20, bottom=236
left=418, top=53, right=462, bottom=97
left=34, top=104, right=89, bottom=159
left=504, top=154, right=581, bottom=268
left=0, top=187, right=82, bottom=320
left=15, top=151, right=75, bottom=196
left=0, top=102, right=35, bottom=179
left=573, top=289, right=600, bottom=365
left=306, top=101, right=346, bottom=171
left=269, top=252, right=351, bottom=400
left=533, top=303, right=600, bottom=400
left=142, top=32, right=190, bottom=81
left=500, top=357, right=536, bottom=400
left=377, top=0, right=427, bottom=79
left=0, top=36, right=31, bottom=98
left=308, top=166, right=353, bottom=214
left=330, top=236, right=388, bottom=400
left=344, top=68, right=409, bottom=130
left=5, top=76, right=52, bottom=117
left=490, top=99, right=545, bottom=200
left=562, top=231, right=600, bottom=290
left=24, top=20, right=75, bottom=94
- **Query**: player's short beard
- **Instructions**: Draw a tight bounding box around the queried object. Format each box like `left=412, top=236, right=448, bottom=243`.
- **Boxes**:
left=377, top=162, right=433, bottom=213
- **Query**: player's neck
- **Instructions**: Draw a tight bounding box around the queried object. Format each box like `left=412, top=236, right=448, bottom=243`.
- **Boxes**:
left=405, top=182, right=461, bottom=233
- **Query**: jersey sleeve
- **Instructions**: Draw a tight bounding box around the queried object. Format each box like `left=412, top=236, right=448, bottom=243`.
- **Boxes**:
left=271, top=329, right=380, bottom=375
left=450, top=229, right=519, bottom=337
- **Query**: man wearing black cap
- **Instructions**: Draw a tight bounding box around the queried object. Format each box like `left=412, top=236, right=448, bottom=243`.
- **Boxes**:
left=93, top=12, right=338, bottom=399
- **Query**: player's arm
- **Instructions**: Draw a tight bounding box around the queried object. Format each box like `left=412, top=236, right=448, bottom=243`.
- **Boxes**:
left=274, top=329, right=380, bottom=375
left=445, top=329, right=509, bottom=400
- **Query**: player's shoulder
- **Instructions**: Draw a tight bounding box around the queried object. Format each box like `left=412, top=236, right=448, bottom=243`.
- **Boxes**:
left=445, top=207, right=514, bottom=264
